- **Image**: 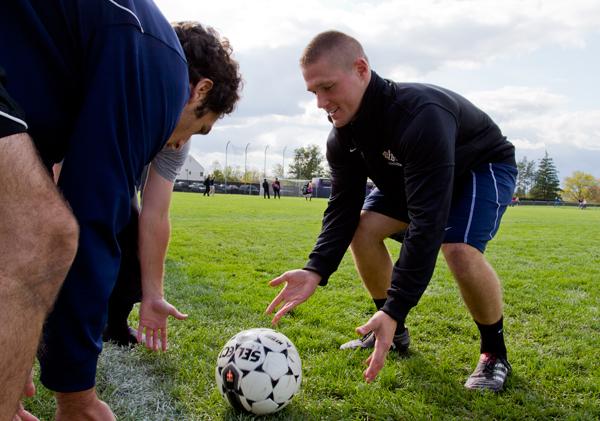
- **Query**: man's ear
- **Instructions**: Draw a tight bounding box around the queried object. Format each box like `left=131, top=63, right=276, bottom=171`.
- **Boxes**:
left=354, top=57, right=370, bottom=80
left=190, top=78, right=214, bottom=104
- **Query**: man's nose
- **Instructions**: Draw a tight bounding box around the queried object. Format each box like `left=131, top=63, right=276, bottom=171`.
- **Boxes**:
left=316, top=93, right=328, bottom=110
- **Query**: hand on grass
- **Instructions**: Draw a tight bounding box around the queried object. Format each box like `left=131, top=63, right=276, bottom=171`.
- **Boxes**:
left=137, top=298, right=188, bottom=352
left=12, top=369, right=39, bottom=421
left=357, top=311, right=397, bottom=383
left=265, top=269, right=321, bottom=325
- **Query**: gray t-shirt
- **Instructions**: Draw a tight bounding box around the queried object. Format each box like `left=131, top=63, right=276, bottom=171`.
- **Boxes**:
left=151, top=141, right=190, bottom=182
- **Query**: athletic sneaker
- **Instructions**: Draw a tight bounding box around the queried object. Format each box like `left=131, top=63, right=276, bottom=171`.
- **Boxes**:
left=102, top=325, right=139, bottom=347
left=464, top=353, right=512, bottom=392
left=339, top=328, right=410, bottom=352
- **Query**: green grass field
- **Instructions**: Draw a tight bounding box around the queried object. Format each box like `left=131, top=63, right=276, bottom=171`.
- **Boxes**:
left=27, top=194, right=599, bottom=420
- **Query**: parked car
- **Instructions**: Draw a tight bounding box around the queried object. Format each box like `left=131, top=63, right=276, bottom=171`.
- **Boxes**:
left=188, top=182, right=203, bottom=192
left=225, top=185, right=240, bottom=193
left=173, top=180, right=189, bottom=192
left=239, top=184, right=259, bottom=195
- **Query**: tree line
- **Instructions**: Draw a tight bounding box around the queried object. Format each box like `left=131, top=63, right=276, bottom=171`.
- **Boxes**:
left=206, top=146, right=600, bottom=203
left=208, top=144, right=328, bottom=183
left=517, top=151, right=600, bottom=203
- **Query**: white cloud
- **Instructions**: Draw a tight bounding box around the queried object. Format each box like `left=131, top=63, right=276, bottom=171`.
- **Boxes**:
left=465, top=86, right=568, bottom=120
left=155, top=0, right=600, bottom=177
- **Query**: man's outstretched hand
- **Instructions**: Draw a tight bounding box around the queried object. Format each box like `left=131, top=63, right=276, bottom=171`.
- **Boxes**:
left=137, top=298, right=188, bottom=352
left=356, top=311, right=397, bottom=383
left=265, top=269, right=321, bottom=325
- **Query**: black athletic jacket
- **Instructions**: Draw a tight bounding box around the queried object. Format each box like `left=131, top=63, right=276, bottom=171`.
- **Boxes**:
left=304, top=71, right=515, bottom=324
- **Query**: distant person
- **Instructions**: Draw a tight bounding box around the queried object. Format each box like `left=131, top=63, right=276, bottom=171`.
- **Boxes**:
left=581, top=198, right=587, bottom=209
left=266, top=30, right=516, bottom=392
left=263, top=178, right=271, bottom=199
left=209, top=176, right=216, bottom=195
left=273, top=177, right=281, bottom=199
left=304, top=181, right=313, bottom=201
left=554, top=196, right=561, bottom=207
left=204, top=175, right=211, bottom=196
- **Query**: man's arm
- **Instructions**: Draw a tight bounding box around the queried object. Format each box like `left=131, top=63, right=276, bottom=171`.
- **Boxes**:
left=139, top=165, right=173, bottom=301
left=267, top=132, right=367, bottom=323
left=381, top=105, right=457, bottom=324
left=303, top=134, right=368, bottom=284
left=136, top=144, right=190, bottom=351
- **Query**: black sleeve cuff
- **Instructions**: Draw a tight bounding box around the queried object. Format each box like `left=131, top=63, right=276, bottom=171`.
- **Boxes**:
left=302, top=265, right=330, bottom=286
left=380, top=294, right=413, bottom=326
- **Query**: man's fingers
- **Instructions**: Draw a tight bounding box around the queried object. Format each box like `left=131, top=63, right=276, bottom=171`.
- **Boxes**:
left=145, top=328, right=154, bottom=350
left=15, top=406, right=39, bottom=421
left=153, top=329, right=159, bottom=352
left=271, top=301, right=295, bottom=325
left=265, top=289, right=285, bottom=315
left=356, top=321, right=372, bottom=337
left=364, top=338, right=390, bottom=383
left=23, top=369, right=35, bottom=397
left=268, top=273, right=286, bottom=287
left=161, top=327, right=168, bottom=352
left=170, top=306, right=188, bottom=320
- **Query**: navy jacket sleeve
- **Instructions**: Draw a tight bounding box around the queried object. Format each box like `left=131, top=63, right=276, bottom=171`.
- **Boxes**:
left=304, top=132, right=368, bottom=284
left=48, top=23, right=188, bottom=374
left=381, top=105, right=456, bottom=324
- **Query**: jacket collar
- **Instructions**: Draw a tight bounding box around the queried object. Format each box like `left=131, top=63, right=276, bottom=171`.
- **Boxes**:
left=336, top=71, right=390, bottom=149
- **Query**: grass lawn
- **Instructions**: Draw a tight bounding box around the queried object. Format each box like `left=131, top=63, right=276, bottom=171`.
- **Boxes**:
left=26, top=194, right=599, bottom=420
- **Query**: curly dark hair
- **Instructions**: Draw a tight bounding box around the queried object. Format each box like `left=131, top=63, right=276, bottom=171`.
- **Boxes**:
left=173, top=21, right=242, bottom=117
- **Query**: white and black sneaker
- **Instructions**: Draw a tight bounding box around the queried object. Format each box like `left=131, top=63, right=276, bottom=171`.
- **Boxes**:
left=464, top=353, right=512, bottom=392
left=339, top=328, right=410, bottom=353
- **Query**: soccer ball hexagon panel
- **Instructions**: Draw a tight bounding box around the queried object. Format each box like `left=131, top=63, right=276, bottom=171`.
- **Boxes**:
left=215, top=328, right=302, bottom=415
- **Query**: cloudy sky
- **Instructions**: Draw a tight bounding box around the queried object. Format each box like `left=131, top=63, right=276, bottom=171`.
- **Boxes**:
left=155, top=0, right=600, bottom=181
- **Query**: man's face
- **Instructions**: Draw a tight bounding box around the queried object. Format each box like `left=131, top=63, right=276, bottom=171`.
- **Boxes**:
left=302, top=56, right=369, bottom=127
left=166, top=110, right=221, bottom=150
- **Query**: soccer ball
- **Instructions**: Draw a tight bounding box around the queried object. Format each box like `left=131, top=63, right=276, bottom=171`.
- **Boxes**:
left=215, top=328, right=302, bottom=415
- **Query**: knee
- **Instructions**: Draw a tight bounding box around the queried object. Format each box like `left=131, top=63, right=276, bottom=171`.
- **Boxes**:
left=26, top=203, right=79, bottom=308
left=351, top=221, right=381, bottom=251
left=442, top=243, right=478, bottom=275
left=45, top=205, right=79, bottom=275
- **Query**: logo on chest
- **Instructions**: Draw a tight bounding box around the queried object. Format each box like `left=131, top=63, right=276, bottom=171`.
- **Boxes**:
left=382, top=150, right=402, bottom=167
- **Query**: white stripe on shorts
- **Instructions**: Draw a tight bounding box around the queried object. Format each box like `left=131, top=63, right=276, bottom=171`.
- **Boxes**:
left=464, top=170, right=476, bottom=243
left=489, top=163, right=500, bottom=239
left=0, top=109, right=28, bottom=129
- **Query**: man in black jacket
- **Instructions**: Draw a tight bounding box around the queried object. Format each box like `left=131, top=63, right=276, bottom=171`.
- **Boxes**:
left=266, top=31, right=516, bottom=392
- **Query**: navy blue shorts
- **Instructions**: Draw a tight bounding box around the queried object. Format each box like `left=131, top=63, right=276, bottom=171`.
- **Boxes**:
left=363, top=163, right=517, bottom=253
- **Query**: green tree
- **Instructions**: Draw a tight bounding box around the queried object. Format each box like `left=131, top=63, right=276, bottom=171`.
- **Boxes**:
left=210, top=160, right=224, bottom=182
left=212, top=169, right=225, bottom=183
left=562, top=171, right=599, bottom=202
left=589, top=184, right=600, bottom=204
left=515, top=156, right=536, bottom=197
left=272, top=163, right=284, bottom=178
left=223, top=166, right=241, bottom=183
left=529, top=151, right=560, bottom=200
left=289, top=144, right=325, bottom=179
left=242, top=168, right=261, bottom=183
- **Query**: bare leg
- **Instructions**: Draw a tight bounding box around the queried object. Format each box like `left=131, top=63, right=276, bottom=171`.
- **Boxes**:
left=350, top=211, right=408, bottom=299
left=55, top=388, right=115, bottom=421
left=441, top=243, right=503, bottom=324
left=0, top=134, right=78, bottom=419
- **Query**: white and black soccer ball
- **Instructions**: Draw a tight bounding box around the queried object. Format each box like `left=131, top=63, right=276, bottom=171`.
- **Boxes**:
left=215, top=328, right=302, bottom=415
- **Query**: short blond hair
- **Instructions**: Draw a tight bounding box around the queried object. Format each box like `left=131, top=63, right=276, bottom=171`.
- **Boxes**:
left=300, top=30, right=368, bottom=70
